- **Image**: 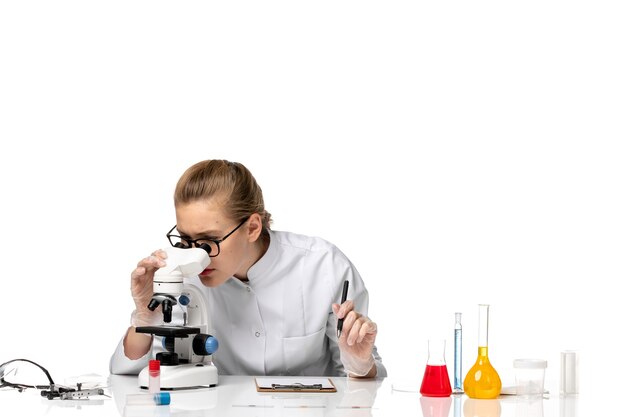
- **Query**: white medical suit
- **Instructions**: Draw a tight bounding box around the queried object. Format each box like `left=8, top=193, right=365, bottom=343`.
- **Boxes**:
left=109, top=230, right=386, bottom=377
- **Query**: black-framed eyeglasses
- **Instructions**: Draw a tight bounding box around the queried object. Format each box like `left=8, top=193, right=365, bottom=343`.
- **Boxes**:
left=166, top=218, right=248, bottom=257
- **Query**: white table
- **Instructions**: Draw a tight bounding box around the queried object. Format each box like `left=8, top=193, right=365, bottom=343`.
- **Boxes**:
left=0, top=374, right=581, bottom=416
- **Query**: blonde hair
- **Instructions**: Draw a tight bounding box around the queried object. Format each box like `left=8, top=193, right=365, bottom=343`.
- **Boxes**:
left=174, top=160, right=272, bottom=234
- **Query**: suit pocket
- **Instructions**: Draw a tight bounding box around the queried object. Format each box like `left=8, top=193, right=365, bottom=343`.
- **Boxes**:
left=282, top=327, right=326, bottom=374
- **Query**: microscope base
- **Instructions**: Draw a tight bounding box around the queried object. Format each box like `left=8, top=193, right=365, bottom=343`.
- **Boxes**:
left=139, top=363, right=218, bottom=390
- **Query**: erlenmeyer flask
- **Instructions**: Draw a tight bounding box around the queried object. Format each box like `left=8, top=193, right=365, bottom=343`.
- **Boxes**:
left=463, top=304, right=502, bottom=399
left=420, top=339, right=452, bottom=397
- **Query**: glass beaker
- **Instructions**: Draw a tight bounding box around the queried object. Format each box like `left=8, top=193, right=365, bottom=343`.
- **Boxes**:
left=463, top=304, right=502, bottom=399
left=420, top=339, right=452, bottom=397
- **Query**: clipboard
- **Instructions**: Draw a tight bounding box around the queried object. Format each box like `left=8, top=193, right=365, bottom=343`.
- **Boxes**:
left=255, top=377, right=337, bottom=392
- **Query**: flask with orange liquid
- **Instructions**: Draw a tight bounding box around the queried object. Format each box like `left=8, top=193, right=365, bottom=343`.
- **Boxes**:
left=463, top=304, right=502, bottom=399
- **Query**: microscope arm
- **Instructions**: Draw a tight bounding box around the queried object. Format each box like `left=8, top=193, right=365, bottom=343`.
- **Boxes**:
left=181, top=283, right=212, bottom=334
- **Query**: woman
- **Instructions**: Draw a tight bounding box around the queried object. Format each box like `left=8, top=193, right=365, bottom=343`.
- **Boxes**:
left=110, top=159, right=386, bottom=378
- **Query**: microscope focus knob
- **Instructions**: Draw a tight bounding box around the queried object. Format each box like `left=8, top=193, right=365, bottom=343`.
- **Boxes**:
left=178, top=294, right=190, bottom=306
left=192, top=334, right=219, bottom=356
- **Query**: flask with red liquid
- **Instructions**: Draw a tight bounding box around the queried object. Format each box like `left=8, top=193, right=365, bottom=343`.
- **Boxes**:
left=420, top=339, right=452, bottom=397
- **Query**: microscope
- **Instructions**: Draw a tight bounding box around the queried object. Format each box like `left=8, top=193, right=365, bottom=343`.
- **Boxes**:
left=136, top=246, right=219, bottom=390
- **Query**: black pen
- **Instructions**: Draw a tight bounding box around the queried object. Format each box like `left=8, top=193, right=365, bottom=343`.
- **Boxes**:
left=336, top=280, right=349, bottom=338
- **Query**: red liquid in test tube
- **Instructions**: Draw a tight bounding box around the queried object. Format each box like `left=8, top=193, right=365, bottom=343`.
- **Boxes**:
left=149, top=359, right=161, bottom=393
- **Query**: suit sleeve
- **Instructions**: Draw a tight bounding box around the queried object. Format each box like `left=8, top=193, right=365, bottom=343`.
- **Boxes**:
left=324, top=247, right=387, bottom=377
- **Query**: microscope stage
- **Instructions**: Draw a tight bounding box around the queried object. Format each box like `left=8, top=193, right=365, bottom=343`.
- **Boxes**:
left=135, top=325, right=201, bottom=337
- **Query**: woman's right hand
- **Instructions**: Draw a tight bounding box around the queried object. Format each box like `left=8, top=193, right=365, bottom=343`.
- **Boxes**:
left=129, top=249, right=167, bottom=327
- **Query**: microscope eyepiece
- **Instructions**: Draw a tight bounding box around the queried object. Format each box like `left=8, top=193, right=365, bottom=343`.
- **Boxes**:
left=198, top=243, right=212, bottom=255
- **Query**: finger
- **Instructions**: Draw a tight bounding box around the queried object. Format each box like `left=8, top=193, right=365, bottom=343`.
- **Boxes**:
left=346, top=317, right=364, bottom=346
left=152, top=249, right=168, bottom=259
left=338, top=300, right=354, bottom=319
left=341, top=310, right=362, bottom=344
left=136, top=255, right=166, bottom=269
left=136, top=256, right=152, bottom=268
left=341, top=309, right=360, bottom=329
left=332, top=303, right=340, bottom=316
left=356, top=319, right=377, bottom=344
left=131, top=266, right=147, bottom=280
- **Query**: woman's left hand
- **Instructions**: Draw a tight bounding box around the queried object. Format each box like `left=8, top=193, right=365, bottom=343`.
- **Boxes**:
left=332, top=300, right=377, bottom=377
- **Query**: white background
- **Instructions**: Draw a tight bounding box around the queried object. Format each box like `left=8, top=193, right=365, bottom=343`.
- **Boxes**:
left=1, top=0, right=624, bottom=408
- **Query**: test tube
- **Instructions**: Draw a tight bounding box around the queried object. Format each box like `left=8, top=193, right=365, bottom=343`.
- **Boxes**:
left=126, top=392, right=171, bottom=406
left=560, top=350, right=579, bottom=395
left=453, top=312, right=463, bottom=393
left=149, top=359, right=161, bottom=393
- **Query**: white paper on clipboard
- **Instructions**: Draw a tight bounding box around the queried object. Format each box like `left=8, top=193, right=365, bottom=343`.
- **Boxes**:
left=255, top=377, right=336, bottom=392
